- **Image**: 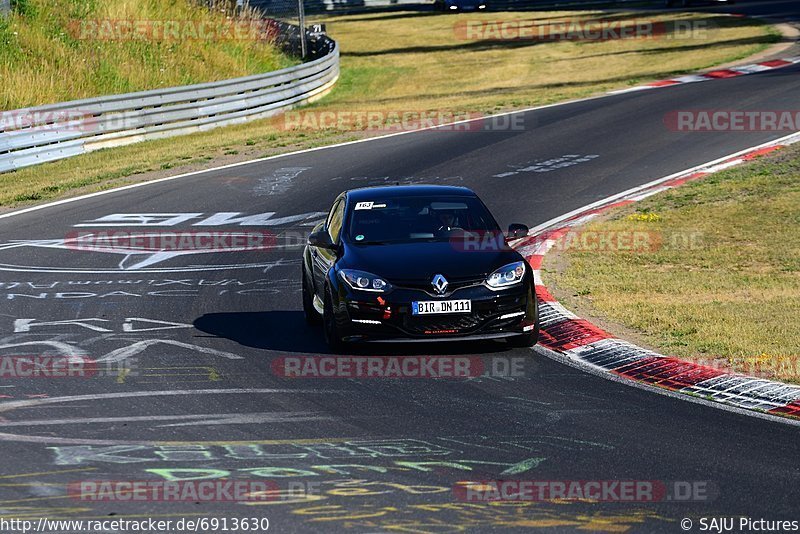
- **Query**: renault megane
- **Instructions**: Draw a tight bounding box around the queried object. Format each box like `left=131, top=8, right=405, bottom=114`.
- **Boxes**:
left=302, top=185, right=539, bottom=350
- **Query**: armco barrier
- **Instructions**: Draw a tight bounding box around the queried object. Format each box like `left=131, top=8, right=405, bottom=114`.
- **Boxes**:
left=250, top=0, right=661, bottom=16
left=0, top=22, right=338, bottom=174
left=255, top=0, right=653, bottom=14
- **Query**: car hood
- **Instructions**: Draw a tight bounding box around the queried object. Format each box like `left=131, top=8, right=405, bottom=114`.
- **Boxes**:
left=341, top=240, right=523, bottom=283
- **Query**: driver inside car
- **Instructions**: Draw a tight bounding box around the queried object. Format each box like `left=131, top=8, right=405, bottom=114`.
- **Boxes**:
left=434, top=210, right=459, bottom=232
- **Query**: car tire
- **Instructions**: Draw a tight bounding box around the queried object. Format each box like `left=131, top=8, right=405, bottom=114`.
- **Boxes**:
left=508, top=329, right=538, bottom=348
left=323, top=289, right=345, bottom=352
left=302, top=267, right=321, bottom=326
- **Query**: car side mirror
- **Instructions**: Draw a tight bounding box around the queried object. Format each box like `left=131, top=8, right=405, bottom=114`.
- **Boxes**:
left=507, top=223, right=529, bottom=240
left=308, top=229, right=336, bottom=249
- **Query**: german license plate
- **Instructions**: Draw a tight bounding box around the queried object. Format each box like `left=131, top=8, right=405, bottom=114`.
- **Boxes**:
left=412, top=300, right=471, bottom=315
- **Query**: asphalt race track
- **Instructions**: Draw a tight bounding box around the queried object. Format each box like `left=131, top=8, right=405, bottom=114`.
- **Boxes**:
left=1, top=2, right=799, bottom=532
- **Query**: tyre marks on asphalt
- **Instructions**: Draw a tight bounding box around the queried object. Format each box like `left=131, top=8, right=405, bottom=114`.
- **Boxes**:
left=253, top=167, right=311, bottom=197
left=493, top=154, right=600, bottom=178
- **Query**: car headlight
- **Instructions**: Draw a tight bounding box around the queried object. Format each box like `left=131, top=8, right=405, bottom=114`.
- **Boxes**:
left=485, top=261, right=526, bottom=290
left=339, top=269, right=393, bottom=292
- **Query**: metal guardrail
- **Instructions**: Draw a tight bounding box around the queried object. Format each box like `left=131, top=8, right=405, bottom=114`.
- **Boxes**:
left=482, top=0, right=650, bottom=11
left=263, top=0, right=653, bottom=14
left=0, top=23, right=338, bottom=174
left=260, top=0, right=638, bottom=15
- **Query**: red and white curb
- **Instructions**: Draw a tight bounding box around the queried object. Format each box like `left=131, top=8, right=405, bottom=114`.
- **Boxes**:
left=608, top=56, right=800, bottom=95
left=513, top=131, right=800, bottom=421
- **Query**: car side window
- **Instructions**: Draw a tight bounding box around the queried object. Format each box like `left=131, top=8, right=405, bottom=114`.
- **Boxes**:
left=327, top=199, right=345, bottom=243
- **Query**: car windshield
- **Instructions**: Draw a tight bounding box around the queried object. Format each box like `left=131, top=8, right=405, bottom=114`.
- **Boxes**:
left=346, top=195, right=501, bottom=244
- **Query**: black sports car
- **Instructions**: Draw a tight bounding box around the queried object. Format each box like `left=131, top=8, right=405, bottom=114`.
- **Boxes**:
left=302, top=185, right=539, bottom=349
left=664, top=0, right=733, bottom=6
left=434, top=0, right=487, bottom=12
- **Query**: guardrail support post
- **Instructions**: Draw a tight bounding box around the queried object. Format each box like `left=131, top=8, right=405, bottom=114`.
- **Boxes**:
left=298, top=0, right=308, bottom=59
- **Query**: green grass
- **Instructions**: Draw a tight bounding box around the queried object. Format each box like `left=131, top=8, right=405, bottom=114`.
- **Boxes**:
left=313, top=10, right=777, bottom=113
left=544, top=144, right=800, bottom=383
left=0, top=0, right=292, bottom=109
left=0, top=8, right=778, bottom=208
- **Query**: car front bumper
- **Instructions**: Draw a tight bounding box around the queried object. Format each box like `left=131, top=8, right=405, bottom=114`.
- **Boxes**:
left=332, top=280, right=537, bottom=343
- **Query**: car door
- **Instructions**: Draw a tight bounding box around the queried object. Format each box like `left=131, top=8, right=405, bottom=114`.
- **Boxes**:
left=311, top=196, right=345, bottom=293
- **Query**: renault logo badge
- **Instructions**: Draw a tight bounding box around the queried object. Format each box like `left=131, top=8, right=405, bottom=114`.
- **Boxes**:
left=432, top=274, right=448, bottom=295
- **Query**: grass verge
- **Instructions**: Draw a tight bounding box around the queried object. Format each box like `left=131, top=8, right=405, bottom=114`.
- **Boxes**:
left=543, top=143, right=800, bottom=383
left=0, top=0, right=292, bottom=109
left=0, top=9, right=778, bottom=208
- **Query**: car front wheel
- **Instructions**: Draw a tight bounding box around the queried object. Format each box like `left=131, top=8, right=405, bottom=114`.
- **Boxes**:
left=323, top=289, right=345, bottom=352
left=508, top=329, right=538, bottom=348
left=302, top=267, right=321, bottom=326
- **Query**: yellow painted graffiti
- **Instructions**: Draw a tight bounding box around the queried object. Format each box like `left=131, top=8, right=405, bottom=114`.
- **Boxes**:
left=290, top=502, right=670, bottom=533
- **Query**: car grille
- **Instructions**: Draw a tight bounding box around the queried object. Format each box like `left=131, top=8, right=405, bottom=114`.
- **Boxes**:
left=392, top=276, right=485, bottom=296
left=393, top=291, right=528, bottom=336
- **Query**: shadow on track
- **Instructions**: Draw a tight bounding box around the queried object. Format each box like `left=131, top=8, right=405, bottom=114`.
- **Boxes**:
left=194, top=310, right=513, bottom=356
